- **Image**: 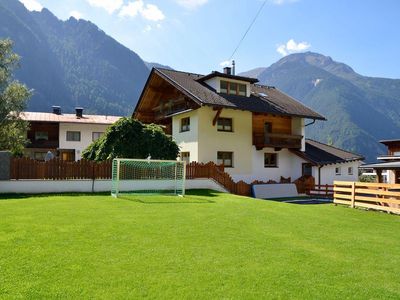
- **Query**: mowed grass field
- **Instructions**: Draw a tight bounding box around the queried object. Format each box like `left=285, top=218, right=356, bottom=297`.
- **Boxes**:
left=1, top=190, right=400, bottom=299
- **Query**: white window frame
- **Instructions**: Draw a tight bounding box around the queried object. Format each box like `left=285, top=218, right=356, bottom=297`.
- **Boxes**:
left=335, top=166, right=341, bottom=176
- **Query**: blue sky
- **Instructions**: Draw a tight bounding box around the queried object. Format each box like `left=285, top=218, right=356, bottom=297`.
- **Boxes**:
left=20, top=0, right=400, bottom=78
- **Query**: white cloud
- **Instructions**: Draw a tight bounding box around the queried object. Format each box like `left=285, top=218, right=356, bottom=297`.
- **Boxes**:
left=141, top=4, right=165, bottom=21
left=175, top=0, right=208, bottom=10
left=219, top=60, right=231, bottom=67
left=119, top=1, right=143, bottom=17
left=119, top=1, right=165, bottom=21
left=276, top=39, right=311, bottom=56
left=86, top=0, right=123, bottom=14
left=70, top=10, right=83, bottom=20
left=19, top=0, right=43, bottom=11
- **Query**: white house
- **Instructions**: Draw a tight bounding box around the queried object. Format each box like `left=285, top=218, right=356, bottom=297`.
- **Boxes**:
left=361, top=139, right=400, bottom=184
left=22, top=107, right=121, bottom=161
left=133, top=67, right=364, bottom=185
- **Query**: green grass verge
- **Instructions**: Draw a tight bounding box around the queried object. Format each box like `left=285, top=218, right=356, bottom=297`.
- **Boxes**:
left=1, top=190, right=400, bottom=298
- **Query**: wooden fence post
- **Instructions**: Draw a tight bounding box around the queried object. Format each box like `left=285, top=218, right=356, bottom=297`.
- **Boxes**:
left=350, top=182, right=356, bottom=208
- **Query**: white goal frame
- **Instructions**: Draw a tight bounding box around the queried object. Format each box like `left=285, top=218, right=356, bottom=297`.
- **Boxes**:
left=111, top=158, right=186, bottom=197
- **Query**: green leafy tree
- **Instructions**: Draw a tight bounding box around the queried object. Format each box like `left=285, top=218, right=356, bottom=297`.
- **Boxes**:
left=82, top=118, right=179, bottom=161
left=0, top=39, right=31, bottom=154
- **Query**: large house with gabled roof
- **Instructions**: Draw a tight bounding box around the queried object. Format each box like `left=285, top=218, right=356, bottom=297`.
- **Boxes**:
left=133, top=66, right=363, bottom=185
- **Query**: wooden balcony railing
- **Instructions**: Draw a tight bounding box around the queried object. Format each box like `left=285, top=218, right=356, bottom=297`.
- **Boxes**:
left=26, top=140, right=59, bottom=149
left=253, top=133, right=302, bottom=150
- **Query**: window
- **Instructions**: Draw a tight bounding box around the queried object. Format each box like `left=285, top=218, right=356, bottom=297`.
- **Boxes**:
left=302, top=163, right=313, bottom=176
left=35, top=131, right=48, bottom=141
left=229, top=82, right=237, bottom=95
left=180, top=117, right=190, bottom=132
left=335, top=167, right=341, bottom=175
left=220, top=81, right=228, bottom=94
left=217, top=152, right=233, bottom=167
left=217, top=118, right=233, bottom=132
left=34, top=152, right=46, bottom=161
left=348, top=167, right=353, bottom=175
left=264, top=153, right=278, bottom=167
left=238, top=83, right=246, bottom=96
left=92, top=132, right=104, bottom=141
left=220, top=80, right=247, bottom=96
left=180, top=152, right=190, bottom=164
left=66, top=131, right=81, bottom=141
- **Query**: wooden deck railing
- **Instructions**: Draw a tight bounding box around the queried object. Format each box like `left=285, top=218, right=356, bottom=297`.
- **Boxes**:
left=334, top=181, right=400, bottom=214
left=307, top=184, right=334, bottom=198
left=253, top=133, right=302, bottom=150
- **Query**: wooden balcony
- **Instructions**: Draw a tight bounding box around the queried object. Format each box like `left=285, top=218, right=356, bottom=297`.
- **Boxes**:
left=253, top=133, right=302, bottom=150
left=27, top=139, right=59, bottom=149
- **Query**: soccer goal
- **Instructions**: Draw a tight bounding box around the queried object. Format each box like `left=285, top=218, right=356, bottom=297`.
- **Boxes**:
left=111, top=159, right=186, bottom=197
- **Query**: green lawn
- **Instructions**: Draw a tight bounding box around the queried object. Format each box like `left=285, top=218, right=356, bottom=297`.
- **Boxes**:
left=1, top=190, right=400, bottom=299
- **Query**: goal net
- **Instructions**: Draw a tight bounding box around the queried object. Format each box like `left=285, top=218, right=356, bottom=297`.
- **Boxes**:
left=111, top=159, right=186, bottom=197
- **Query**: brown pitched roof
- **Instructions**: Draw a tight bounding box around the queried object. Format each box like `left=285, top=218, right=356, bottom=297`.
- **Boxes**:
left=21, top=112, right=122, bottom=125
left=197, top=71, right=259, bottom=84
left=137, top=68, right=326, bottom=120
left=292, top=139, right=364, bottom=165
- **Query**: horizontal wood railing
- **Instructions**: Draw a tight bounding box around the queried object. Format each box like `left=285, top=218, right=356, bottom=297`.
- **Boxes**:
left=10, top=157, right=112, bottom=180
left=253, top=132, right=302, bottom=150
left=307, top=184, right=334, bottom=198
left=333, top=181, right=400, bottom=214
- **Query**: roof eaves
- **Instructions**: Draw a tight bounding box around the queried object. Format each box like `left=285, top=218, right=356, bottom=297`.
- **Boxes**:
left=154, top=68, right=204, bottom=106
left=306, top=138, right=365, bottom=160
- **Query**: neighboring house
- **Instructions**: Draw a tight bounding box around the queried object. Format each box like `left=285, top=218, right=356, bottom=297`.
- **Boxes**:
left=361, top=139, right=400, bottom=184
left=133, top=67, right=364, bottom=185
left=22, top=107, right=121, bottom=161
left=294, top=139, right=364, bottom=185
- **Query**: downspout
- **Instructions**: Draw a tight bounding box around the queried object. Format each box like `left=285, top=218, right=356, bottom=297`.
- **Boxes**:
left=318, top=165, right=322, bottom=186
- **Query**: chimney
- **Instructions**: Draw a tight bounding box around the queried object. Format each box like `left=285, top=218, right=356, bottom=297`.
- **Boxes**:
left=232, top=60, right=235, bottom=75
left=223, top=67, right=232, bottom=75
left=75, top=107, right=83, bottom=118
left=52, top=106, right=61, bottom=115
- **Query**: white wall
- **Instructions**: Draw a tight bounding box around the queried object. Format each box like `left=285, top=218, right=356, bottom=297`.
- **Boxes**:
left=233, top=147, right=307, bottom=183
left=59, top=123, right=112, bottom=160
left=197, top=106, right=254, bottom=177
left=313, top=161, right=362, bottom=185
left=292, top=117, right=305, bottom=151
left=172, top=110, right=199, bottom=162
left=0, top=179, right=228, bottom=194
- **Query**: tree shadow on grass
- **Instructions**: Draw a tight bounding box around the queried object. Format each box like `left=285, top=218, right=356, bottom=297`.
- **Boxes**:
left=0, top=192, right=110, bottom=201
left=118, top=189, right=220, bottom=205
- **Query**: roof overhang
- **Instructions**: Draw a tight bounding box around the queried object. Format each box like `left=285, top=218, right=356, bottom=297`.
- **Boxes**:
left=133, top=68, right=203, bottom=118
left=360, top=162, right=400, bottom=170
left=197, top=71, right=259, bottom=84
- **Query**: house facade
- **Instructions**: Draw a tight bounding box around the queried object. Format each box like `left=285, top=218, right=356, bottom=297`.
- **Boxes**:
left=22, top=107, right=121, bottom=161
left=134, top=67, right=363, bottom=185
left=361, top=139, right=400, bottom=184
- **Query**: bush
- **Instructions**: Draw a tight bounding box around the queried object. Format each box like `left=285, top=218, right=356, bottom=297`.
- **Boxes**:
left=82, top=118, right=179, bottom=161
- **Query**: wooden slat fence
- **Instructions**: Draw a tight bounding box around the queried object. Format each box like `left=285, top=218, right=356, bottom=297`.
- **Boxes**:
left=9, top=158, right=318, bottom=198
left=307, top=184, right=334, bottom=198
left=10, top=157, right=112, bottom=180
left=334, top=181, right=400, bottom=214
left=186, top=162, right=251, bottom=196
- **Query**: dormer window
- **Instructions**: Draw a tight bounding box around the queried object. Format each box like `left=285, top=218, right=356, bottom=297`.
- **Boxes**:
left=220, top=81, right=228, bottom=93
left=220, top=80, right=247, bottom=96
